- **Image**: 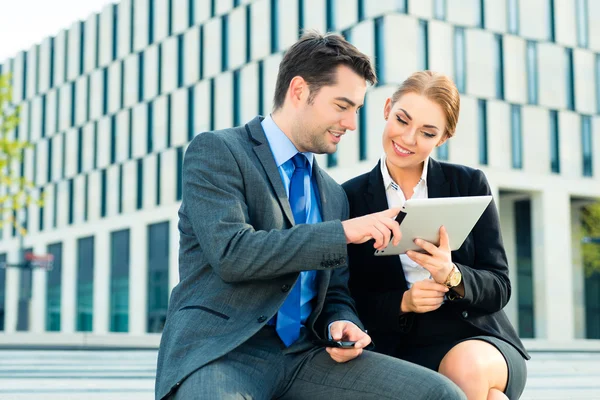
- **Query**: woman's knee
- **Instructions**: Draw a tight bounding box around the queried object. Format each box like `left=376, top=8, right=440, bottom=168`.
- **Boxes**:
left=439, top=340, right=508, bottom=392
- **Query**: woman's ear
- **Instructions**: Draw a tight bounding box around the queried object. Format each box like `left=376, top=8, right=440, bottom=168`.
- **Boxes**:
left=437, top=133, right=449, bottom=147
left=383, top=98, right=392, bottom=121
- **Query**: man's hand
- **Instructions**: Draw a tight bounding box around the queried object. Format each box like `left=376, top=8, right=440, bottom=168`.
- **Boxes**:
left=400, top=279, right=449, bottom=313
left=341, top=208, right=402, bottom=250
left=406, top=225, right=454, bottom=284
left=326, top=321, right=371, bottom=363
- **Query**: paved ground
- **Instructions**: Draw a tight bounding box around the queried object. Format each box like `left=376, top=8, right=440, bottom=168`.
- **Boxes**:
left=0, top=349, right=599, bottom=399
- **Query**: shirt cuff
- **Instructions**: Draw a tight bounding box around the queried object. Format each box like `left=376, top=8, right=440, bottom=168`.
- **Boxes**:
left=327, top=320, right=353, bottom=339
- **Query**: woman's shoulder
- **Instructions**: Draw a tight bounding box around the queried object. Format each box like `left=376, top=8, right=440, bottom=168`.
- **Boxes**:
left=342, top=169, right=374, bottom=198
left=434, top=160, right=486, bottom=182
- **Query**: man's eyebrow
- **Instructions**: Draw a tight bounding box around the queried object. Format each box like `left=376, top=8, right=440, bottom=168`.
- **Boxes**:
left=334, top=97, right=361, bottom=108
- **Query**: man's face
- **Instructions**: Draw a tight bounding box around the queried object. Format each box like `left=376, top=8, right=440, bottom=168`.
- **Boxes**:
left=291, top=65, right=367, bottom=154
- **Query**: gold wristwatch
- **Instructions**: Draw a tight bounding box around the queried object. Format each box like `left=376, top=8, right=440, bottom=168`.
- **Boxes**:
left=444, top=264, right=462, bottom=288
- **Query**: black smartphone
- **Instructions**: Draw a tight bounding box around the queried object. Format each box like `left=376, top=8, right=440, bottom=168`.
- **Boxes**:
left=313, top=339, right=356, bottom=349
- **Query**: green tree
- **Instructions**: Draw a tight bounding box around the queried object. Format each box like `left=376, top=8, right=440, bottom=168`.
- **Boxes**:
left=0, top=72, right=42, bottom=236
left=581, top=201, right=600, bottom=276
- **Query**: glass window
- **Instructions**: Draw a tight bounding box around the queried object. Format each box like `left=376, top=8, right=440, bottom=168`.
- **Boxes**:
left=188, top=86, right=195, bottom=141
left=189, top=0, right=195, bottom=27
left=41, top=94, right=47, bottom=138
left=149, top=0, right=155, bottom=45
left=478, top=99, right=488, bottom=165
left=79, top=21, right=85, bottom=75
left=110, top=229, right=130, bottom=332
left=526, top=41, right=538, bottom=105
left=418, top=20, right=429, bottom=71
left=76, top=236, right=94, bottom=332
left=233, top=69, right=241, bottom=126
left=177, top=146, right=184, bottom=201
left=511, top=104, right=522, bottom=169
left=0, top=253, right=6, bottom=331
left=148, top=102, right=154, bottom=153
left=359, top=102, right=367, bottom=161
left=454, top=27, right=466, bottom=93
left=357, top=0, right=365, bottom=21
left=246, top=5, right=252, bottom=61
left=110, top=116, right=117, bottom=164
left=507, top=0, right=519, bottom=34
left=167, top=94, right=172, bottom=148
left=39, top=187, right=45, bottom=232
left=327, top=152, right=338, bottom=168
left=326, top=0, right=335, bottom=31
left=199, top=26, right=204, bottom=80
left=374, top=17, right=385, bottom=86
left=158, top=44, right=163, bottom=95
left=101, top=169, right=107, bottom=218
left=138, top=52, right=144, bottom=102
left=137, top=159, right=143, bottom=210
left=479, top=0, right=485, bottom=28
left=437, top=142, right=449, bottom=161
left=177, top=34, right=184, bottom=88
left=102, top=67, right=108, bottom=116
left=433, top=0, right=446, bottom=20
left=258, top=62, right=264, bottom=117
left=582, top=115, right=593, bottom=177
left=68, top=178, right=74, bottom=224
left=495, top=34, right=504, bottom=100
left=566, top=48, right=575, bottom=111
left=222, top=14, right=229, bottom=71
left=16, top=248, right=33, bottom=331
left=547, top=0, right=555, bottom=42
left=271, top=0, right=278, bottom=53
left=147, top=221, right=170, bottom=333
left=53, top=182, right=58, bottom=228
left=50, top=37, right=55, bottom=89
left=549, top=110, right=560, bottom=173
left=210, top=78, right=216, bottom=130
left=112, top=5, right=118, bottom=61
left=585, top=272, right=600, bottom=339
left=299, top=0, right=305, bottom=32
left=46, top=243, right=62, bottom=331
left=515, top=199, right=534, bottom=338
left=70, top=81, right=76, bottom=127
left=397, top=0, right=407, bottom=13
left=576, top=0, right=588, bottom=48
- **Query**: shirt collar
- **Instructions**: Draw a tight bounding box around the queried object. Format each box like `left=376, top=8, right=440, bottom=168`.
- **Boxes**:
left=379, top=153, right=429, bottom=191
left=261, top=115, right=314, bottom=173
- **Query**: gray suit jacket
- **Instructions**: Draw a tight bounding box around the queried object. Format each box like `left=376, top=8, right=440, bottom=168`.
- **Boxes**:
left=155, top=116, right=364, bottom=399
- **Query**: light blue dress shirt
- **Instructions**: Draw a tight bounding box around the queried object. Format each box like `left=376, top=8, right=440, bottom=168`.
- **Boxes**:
left=261, top=115, right=320, bottom=324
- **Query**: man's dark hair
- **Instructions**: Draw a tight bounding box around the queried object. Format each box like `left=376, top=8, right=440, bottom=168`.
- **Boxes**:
left=272, top=30, right=377, bottom=110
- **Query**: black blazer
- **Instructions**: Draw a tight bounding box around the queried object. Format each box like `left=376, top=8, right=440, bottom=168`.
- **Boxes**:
left=342, top=158, right=530, bottom=360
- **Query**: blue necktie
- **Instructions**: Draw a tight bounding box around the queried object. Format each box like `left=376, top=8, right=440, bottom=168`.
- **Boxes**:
left=275, top=153, right=309, bottom=346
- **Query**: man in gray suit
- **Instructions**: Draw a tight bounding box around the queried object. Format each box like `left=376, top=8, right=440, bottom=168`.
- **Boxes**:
left=155, top=31, right=465, bottom=400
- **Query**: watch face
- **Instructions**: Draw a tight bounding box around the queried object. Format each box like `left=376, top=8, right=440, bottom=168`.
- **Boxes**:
left=450, top=272, right=461, bottom=287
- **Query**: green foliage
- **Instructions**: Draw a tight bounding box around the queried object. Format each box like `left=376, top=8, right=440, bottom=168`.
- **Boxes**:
left=0, top=73, right=42, bottom=235
left=581, top=202, right=600, bottom=277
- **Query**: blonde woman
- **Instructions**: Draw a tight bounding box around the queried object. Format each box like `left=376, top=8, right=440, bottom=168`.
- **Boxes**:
left=344, top=71, right=529, bottom=400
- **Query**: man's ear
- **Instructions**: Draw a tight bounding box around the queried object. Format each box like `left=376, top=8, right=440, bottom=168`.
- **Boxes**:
left=383, top=97, right=392, bottom=120
left=288, top=76, right=306, bottom=107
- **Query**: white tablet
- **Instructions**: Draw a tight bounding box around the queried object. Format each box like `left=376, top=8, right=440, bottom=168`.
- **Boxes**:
left=374, top=195, right=493, bottom=256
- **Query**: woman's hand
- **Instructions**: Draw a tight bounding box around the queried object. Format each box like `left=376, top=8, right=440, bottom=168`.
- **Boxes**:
left=406, top=225, right=454, bottom=285
left=401, top=279, right=449, bottom=313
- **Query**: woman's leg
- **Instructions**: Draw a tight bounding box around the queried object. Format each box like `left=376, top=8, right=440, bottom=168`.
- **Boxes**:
left=438, top=339, right=508, bottom=400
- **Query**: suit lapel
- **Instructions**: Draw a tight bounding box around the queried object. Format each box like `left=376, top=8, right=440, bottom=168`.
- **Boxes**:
left=365, top=161, right=409, bottom=291
left=365, top=161, right=389, bottom=214
left=426, top=158, right=450, bottom=199
left=247, top=117, right=295, bottom=226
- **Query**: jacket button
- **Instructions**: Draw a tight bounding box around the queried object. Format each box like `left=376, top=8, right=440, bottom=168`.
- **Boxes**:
left=257, top=315, right=267, bottom=323
left=281, top=284, right=290, bottom=292
left=461, top=311, right=469, bottom=319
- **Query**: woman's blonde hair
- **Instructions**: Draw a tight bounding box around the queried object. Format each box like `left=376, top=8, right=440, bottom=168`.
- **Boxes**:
left=391, top=71, right=460, bottom=139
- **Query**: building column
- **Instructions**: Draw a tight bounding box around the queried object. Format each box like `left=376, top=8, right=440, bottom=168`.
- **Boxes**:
left=498, top=195, right=518, bottom=329
left=61, top=237, right=76, bottom=333
left=93, top=230, right=110, bottom=334
left=532, top=189, right=575, bottom=340
left=129, top=222, right=148, bottom=335
left=30, top=244, right=48, bottom=333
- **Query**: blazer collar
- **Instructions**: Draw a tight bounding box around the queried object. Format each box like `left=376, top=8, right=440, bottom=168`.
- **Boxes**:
left=425, top=157, right=450, bottom=199
left=246, top=116, right=332, bottom=226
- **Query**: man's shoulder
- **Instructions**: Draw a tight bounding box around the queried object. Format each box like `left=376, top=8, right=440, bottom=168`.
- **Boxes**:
left=188, top=125, right=250, bottom=153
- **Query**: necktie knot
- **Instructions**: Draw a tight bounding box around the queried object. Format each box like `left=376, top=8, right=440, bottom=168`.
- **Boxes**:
left=292, top=153, right=308, bottom=170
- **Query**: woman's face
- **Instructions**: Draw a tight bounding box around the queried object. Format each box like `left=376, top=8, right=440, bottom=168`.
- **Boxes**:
left=382, top=92, right=449, bottom=175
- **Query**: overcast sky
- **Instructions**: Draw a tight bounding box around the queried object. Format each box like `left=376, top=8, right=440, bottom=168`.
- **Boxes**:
left=0, top=0, right=116, bottom=64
